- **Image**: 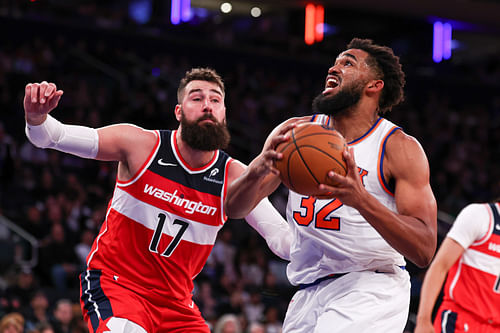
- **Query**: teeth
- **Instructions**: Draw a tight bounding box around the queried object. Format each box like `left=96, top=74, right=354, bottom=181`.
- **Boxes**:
left=327, top=78, right=339, bottom=87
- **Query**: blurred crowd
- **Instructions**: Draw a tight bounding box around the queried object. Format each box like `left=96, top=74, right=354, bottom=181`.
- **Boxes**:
left=1, top=3, right=500, bottom=333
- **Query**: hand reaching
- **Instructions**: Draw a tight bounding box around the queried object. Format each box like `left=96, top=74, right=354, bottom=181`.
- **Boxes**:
left=24, top=81, right=63, bottom=125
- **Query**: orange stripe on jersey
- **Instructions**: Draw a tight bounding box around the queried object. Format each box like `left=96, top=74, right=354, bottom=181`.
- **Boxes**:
left=172, top=130, right=218, bottom=172
left=118, top=169, right=224, bottom=226
left=116, top=130, right=160, bottom=185
left=348, top=117, right=383, bottom=146
left=377, top=126, right=400, bottom=197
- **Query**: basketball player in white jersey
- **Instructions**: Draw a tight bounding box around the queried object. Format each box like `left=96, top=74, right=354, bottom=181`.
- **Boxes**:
left=415, top=200, right=500, bottom=333
left=23, top=68, right=292, bottom=333
left=225, top=38, right=438, bottom=332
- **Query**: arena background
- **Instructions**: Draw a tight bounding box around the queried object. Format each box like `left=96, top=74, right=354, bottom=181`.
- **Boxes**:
left=0, top=0, right=499, bottom=332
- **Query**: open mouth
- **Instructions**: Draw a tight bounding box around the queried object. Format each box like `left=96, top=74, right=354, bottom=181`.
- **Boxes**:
left=323, top=76, right=340, bottom=94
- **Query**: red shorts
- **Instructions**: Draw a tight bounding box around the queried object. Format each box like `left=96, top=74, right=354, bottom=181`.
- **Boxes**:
left=434, top=300, right=500, bottom=333
left=80, top=270, right=210, bottom=333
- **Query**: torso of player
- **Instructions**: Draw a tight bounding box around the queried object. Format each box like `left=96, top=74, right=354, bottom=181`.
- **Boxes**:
left=286, top=117, right=406, bottom=285
left=443, top=203, right=500, bottom=324
left=86, top=130, right=231, bottom=301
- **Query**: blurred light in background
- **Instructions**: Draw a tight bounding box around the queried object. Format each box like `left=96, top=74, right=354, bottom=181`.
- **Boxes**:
left=220, top=2, right=232, bottom=14
left=250, top=6, right=261, bottom=18
left=433, top=21, right=453, bottom=62
left=305, top=3, right=324, bottom=45
left=129, top=0, right=152, bottom=25
left=171, top=0, right=192, bottom=25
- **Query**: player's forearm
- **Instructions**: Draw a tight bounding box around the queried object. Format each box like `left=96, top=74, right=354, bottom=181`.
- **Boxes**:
left=356, top=193, right=437, bottom=267
left=225, top=170, right=280, bottom=219
left=245, top=198, right=291, bottom=260
left=416, top=262, right=447, bottom=324
left=25, top=114, right=99, bottom=159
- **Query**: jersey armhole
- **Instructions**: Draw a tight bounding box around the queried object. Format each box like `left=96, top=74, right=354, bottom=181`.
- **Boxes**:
left=117, top=130, right=161, bottom=187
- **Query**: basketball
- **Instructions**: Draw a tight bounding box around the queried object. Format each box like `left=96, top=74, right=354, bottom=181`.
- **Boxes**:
left=274, top=122, right=347, bottom=198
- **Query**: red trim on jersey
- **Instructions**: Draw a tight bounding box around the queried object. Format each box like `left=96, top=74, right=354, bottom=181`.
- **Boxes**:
left=221, top=158, right=234, bottom=221
left=119, top=169, right=224, bottom=226
left=172, top=130, right=218, bottom=172
left=116, top=130, right=160, bottom=185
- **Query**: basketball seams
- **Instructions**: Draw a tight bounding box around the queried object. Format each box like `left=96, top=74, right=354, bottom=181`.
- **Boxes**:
left=299, top=145, right=347, bottom=174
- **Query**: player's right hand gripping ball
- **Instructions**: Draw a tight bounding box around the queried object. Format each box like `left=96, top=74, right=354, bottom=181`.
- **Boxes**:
left=274, top=122, right=347, bottom=199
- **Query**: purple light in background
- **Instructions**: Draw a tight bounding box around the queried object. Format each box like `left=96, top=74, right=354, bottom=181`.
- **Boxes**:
left=171, top=0, right=181, bottom=25
left=433, top=21, right=443, bottom=63
left=443, top=23, right=452, bottom=60
left=152, top=67, right=161, bottom=77
left=181, top=0, right=191, bottom=22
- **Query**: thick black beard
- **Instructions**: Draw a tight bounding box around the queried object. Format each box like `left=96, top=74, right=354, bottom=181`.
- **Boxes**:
left=312, top=84, right=363, bottom=117
left=180, top=112, right=231, bottom=151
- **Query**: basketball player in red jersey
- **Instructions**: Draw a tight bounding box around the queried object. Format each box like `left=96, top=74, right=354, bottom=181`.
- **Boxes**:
left=225, top=38, right=438, bottom=332
left=415, top=200, right=500, bottom=333
left=23, top=68, right=292, bottom=333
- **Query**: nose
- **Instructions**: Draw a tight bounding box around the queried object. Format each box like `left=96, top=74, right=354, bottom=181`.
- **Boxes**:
left=328, top=64, right=340, bottom=75
left=202, top=99, right=212, bottom=113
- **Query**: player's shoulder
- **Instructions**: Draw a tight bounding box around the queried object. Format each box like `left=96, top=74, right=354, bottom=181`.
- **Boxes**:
left=458, top=202, right=490, bottom=216
left=385, top=128, right=425, bottom=155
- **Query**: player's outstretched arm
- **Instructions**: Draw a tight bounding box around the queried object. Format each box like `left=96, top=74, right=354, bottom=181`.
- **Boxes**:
left=226, top=160, right=292, bottom=260
left=24, top=82, right=157, bottom=169
left=414, top=238, right=464, bottom=333
left=321, top=130, right=437, bottom=267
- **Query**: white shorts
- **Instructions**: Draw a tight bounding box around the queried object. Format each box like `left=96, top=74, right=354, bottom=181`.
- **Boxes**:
left=283, top=269, right=410, bottom=333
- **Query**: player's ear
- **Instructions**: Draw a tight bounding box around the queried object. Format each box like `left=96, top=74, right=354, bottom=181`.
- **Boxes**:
left=174, top=105, right=182, bottom=122
left=366, top=79, right=384, bottom=93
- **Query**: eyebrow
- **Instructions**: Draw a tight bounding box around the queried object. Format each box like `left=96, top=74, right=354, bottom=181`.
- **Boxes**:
left=188, top=88, right=223, bottom=97
left=336, top=52, right=357, bottom=62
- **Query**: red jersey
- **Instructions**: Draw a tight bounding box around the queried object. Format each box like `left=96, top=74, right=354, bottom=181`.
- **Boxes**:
left=442, top=202, right=500, bottom=325
left=84, top=129, right=232, bottom=301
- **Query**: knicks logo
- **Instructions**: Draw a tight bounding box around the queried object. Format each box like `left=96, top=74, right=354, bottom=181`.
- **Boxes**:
left=357, top=167, right=368, bottom=186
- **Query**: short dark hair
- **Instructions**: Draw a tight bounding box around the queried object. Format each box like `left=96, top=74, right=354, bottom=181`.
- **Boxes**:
left=347, top=38, right=405, bottom=114
left=177, top=67, right=225, bottom=103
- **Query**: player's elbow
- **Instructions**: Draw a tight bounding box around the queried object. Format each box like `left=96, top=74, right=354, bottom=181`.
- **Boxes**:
left=412, top=239, right=437, bottom=268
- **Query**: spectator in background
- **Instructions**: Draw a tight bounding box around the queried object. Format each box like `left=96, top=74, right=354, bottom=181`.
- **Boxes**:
left=214, top=314, right=242, bottom=333
left=38, top=224, right=78, bottom=291
left=49, top=299, right=74, bottom=333
left=4, top=267, right=38, bottom=315
left=0, top=312, right=24, bottom=333
left=415, top=200, right=500, bottom=332
left=24, top=291, right=50, bottom=331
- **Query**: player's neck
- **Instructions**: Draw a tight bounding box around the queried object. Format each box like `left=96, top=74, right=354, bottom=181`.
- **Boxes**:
left=333, top=107, right=379, bottom=142
left=176, top=133, right=216, bottom=168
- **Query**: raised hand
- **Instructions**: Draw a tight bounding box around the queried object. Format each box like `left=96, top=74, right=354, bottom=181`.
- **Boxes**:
left=24, top=81, right=64, bottom=125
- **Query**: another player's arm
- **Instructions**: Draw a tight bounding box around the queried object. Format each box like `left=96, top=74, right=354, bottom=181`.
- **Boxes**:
left=226, top=160, right=292, bottom=260
left=225, top=116, right=310, bottom=219
left=414, top=238, right=465, bottom=333
left=24, top=82, right=156, bottom=180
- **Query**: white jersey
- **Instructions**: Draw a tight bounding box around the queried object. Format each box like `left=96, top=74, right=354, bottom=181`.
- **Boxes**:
left=286, top=117, right=406, bottom=285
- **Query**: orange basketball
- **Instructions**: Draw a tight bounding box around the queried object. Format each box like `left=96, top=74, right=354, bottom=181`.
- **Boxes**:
left=274, top=122, right=347, bottom=198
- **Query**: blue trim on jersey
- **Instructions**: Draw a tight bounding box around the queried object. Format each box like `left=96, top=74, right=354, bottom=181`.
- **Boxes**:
left=80, top=270, right=113, bottom=330
left=379, top=126, right=401, bottom=195
left=348, top=117, right=382, bottom=145
left=441, top=309, right=457, bottom=333
left=489, top=203, right=500, bottom=236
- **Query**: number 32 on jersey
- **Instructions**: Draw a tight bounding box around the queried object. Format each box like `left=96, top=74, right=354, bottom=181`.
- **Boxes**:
left=293, top=196, right=343, bottom=230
